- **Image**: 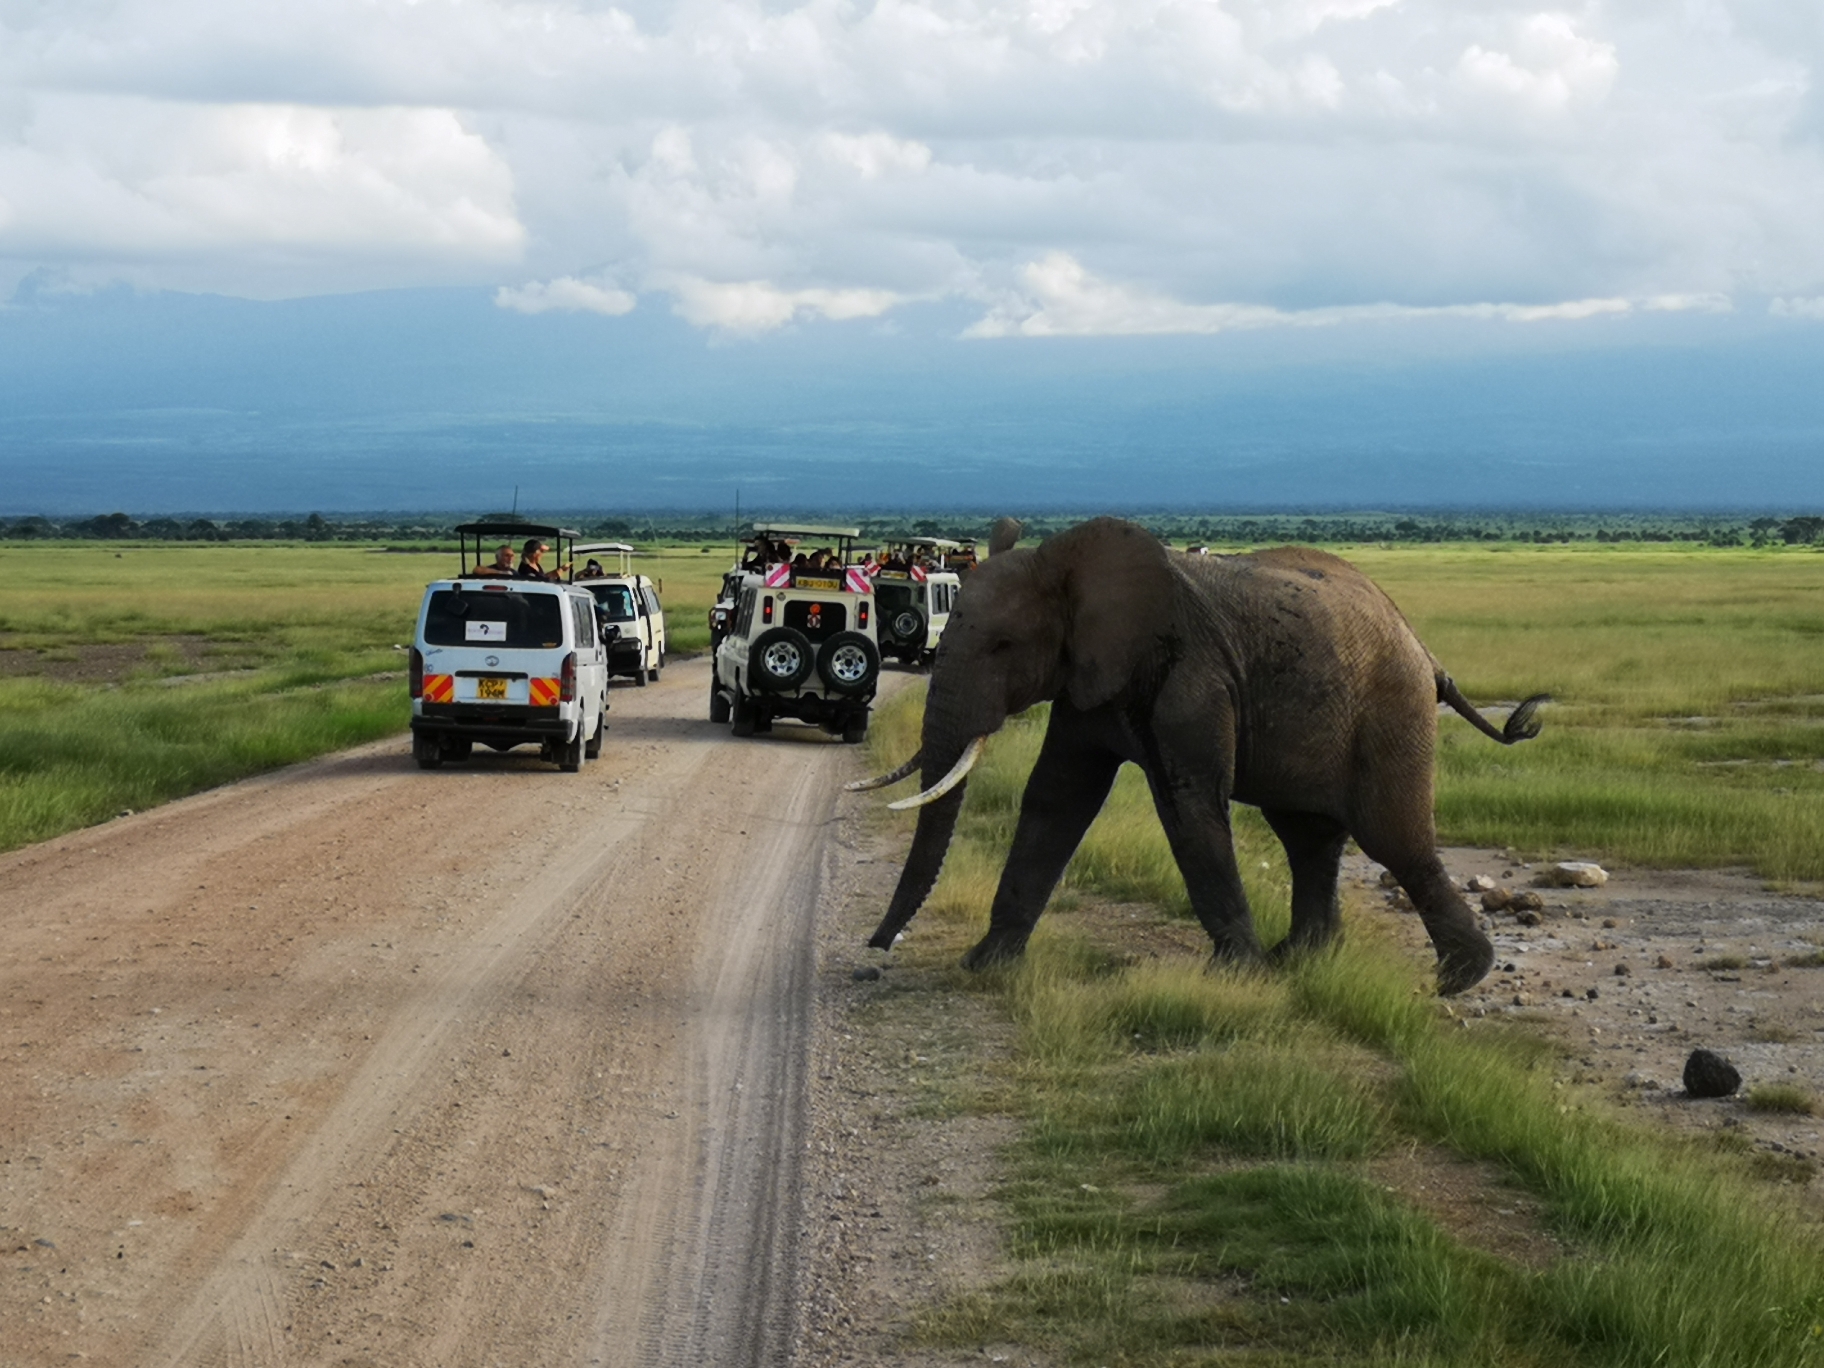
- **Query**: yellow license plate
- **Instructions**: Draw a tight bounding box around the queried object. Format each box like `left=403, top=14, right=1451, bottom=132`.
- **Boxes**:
left=477, top=676, right=509, bottom=700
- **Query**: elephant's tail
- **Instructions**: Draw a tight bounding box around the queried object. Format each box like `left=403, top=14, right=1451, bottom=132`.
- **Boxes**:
left=1436, top=673, right=1550, bottom=745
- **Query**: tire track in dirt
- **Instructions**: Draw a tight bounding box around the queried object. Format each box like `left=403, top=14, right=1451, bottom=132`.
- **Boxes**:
left=0, top=659, right=870, bottom=1368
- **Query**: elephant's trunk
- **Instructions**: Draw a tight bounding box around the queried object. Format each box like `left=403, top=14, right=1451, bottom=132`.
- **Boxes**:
left=866, top=783, right=966, bottom=950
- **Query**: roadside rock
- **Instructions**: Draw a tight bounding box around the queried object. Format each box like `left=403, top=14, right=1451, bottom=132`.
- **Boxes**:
left=1540, top=861, right=1609, bottom=888
left=1684, top=1048, right=1743, bottom=1099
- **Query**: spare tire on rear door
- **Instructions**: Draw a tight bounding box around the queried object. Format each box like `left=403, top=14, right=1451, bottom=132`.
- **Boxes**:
left=887, top=606, right=925, bottom=649
left=748, top=626, right=815, bottom=691
left=817, top=631, right=880, bottom=695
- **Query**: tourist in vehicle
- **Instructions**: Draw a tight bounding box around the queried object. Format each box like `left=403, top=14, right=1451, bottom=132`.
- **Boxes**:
left=582, top=558, right=605, bottom=578
left=473, top=544, right=515, bottom=577
left=515, top=538, right=569, bottom=582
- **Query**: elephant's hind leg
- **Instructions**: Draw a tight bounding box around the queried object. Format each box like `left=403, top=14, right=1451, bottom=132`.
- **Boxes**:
left=1358, top=844, right=1493, bottom=995
left=964, top=725, right=1123, bottom=969
left=1260, top=808, right=1348, bottom=960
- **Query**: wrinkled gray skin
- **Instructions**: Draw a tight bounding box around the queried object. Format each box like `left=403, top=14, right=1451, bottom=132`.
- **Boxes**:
left=867, top=517, right=1547, bottom=995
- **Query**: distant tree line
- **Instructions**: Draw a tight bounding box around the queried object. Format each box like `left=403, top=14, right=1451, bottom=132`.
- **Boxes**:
left=6, top=509, right=1824, bottom=549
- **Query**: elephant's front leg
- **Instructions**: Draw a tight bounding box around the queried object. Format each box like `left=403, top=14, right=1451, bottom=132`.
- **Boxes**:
left=1260, top=807, right=1348, bottom=959
left=963, top=723, right=1123, bottom=969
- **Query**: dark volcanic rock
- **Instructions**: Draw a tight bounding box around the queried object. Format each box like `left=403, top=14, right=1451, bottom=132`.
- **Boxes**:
left=1683, top=1048, right=1742, bottom=1098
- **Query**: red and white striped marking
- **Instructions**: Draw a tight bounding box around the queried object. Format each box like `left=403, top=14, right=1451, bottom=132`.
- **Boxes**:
left=764, top=563, right=792, bottom=588
left=845, top=566, right=873, bottom=594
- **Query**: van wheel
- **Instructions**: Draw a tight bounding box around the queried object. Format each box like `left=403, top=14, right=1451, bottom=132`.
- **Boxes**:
left=585, top=710, right=605, bottom=759
left=413, top=732, right=444, bottom=770
left=648, top=660, right=661, bottom=683
left=710, top=683, right=731, bottom=724
left=731, top=694, right=756, bottom=737
left=842, top=713, right=869, bottom=745
left=635, top=660, right=648, bottom=687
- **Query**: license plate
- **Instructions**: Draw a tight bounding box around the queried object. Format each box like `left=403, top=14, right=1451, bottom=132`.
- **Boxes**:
left=477, top=676, right=509, bottom=700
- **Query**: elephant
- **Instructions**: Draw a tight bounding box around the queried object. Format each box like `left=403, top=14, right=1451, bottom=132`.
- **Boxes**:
left=849, top=517, right=1547, bottom=995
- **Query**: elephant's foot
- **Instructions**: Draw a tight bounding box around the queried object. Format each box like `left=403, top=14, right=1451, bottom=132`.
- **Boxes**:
left=961, top=929, right=1031, bottom=970
left=1202, top=931, right=1269, bottom=975
left=1267, top=930, right=1341, bottom=966
left=1434, top=935, right=1495, bottom=996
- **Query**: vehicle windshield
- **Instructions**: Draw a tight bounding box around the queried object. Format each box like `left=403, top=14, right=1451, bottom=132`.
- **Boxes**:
left=587, top=584, right=638, bottom=621
left=423, top=589, right=564, bottom=649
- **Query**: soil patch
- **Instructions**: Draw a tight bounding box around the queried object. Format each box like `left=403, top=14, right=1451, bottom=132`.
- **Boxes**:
left=0, top=632, right=239, bottom=683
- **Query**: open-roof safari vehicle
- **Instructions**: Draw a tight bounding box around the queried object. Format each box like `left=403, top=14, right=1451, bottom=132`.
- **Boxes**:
left=408, top=521, right=610, bottom=772
left=573, top=542, right=667, bottom=686
left=711, top=522, right=880, bottom=742
left=870, top=535, right=971, bottom=667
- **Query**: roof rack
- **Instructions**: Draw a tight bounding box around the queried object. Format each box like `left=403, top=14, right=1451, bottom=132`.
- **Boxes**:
left=451, top=521, right=580, bottom=582
left=573, top=542, right=635, bottom=578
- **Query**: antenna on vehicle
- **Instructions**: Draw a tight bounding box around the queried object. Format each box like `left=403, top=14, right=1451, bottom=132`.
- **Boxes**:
left=734, top=487, right=741, bottom=544
left=511, top=485, right=520, bottom=517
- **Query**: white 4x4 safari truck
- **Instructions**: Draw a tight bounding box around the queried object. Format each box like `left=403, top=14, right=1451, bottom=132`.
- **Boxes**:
left=712, top=522, right=880, bottom=743
left=408, top=521, right=610, bottom=772
left=869, top=535, right=972, bottom=667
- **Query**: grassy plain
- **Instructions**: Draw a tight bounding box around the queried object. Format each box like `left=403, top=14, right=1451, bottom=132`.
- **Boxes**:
left=868, top=672, right=1824, bottom=1367
left=0, top=540, right=735, bottom=851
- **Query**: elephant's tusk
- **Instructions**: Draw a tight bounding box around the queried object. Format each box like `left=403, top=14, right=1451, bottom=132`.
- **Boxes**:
left=844, top=751, right=924, bottom=792
left=888, top=737, right=987, bottom=811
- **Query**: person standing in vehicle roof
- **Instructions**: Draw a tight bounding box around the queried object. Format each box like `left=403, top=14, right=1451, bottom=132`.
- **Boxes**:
left=515, top=538, right=569, bottom=582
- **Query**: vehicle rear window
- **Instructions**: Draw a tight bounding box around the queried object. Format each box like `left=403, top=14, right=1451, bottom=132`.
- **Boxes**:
left=423, top=589, right=564, bottom=648
left=874, top=583, right=916, bottom=612
left=784, top=599, right=846, bottom=641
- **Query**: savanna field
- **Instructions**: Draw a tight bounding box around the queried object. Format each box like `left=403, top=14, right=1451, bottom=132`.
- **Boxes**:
left=8, top=536, right=1824, bottom=1365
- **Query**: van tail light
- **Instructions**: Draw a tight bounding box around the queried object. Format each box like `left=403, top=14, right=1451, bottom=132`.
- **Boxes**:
left=560, top=651, right=577, bottom=702
left=762, top=595, right=774, bottom=624
left=409, top=647, right=425, bottom=699
left=858, top=601, right=869, bottom=629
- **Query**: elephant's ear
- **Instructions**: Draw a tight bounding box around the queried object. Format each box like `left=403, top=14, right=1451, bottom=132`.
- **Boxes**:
left=1053, top=519, right=1176, bottom=712
left=987, top=517, right=1023, bottom=556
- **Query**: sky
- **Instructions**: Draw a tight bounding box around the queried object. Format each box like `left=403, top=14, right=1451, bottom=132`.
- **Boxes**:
left=2, top=0, right=1823, bottom=512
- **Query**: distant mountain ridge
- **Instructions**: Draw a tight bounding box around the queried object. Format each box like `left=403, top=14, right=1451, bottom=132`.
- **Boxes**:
left=4, top=284, right=1823, bottom=515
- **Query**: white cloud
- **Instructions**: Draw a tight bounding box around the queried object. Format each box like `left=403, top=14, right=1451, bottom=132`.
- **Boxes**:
left=667, top=277, right=904, bottom=333
left=0, top=0, right=1820, bottom=329
left=964, top=253, right=1728, bottom=337
left=1771, top=296, right=1824, bottom=320
left=495, top=276, right=636, bottom=316
left=0, top=95, right=521, bottom=293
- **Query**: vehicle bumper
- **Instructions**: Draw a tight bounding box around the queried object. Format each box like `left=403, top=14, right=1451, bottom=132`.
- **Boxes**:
left=412, top=702, right=575, bottom=745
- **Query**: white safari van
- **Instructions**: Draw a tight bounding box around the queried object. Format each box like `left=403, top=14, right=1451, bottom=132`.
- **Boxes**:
left=573, top=542, right=667, bottom=686
left=408, top=522, right=610, bottom=772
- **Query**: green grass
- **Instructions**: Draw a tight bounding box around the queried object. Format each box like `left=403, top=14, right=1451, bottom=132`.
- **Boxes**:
left=0, top=539, right=741, bottom=851
left=867, top=678, right=1824, bottom=1368
left=1746, top=1084, right=1816, bottom=1116
left=1350, top=544, right=1824, bottom=880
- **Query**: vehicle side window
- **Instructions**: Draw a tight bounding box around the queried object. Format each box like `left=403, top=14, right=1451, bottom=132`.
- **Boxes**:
left=644, top=587, right=661, bottom=616
left=572, top=597, right=595, bottom=649
left=736, top=589, right=756, bottom=636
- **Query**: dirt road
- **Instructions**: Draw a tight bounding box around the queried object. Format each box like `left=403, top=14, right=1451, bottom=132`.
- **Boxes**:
left=0, top=659, right=866, bottom=1368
